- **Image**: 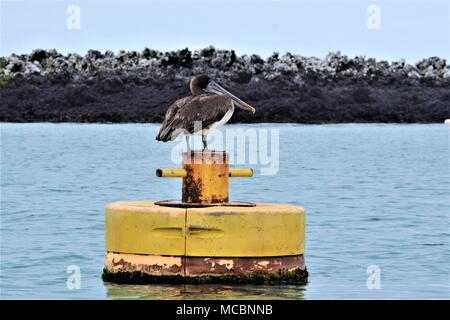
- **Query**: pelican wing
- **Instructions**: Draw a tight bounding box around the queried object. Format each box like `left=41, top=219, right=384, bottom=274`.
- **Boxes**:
left=156, top=96, right=194, bottom=141
left=156, top=94, right=232, bottom=141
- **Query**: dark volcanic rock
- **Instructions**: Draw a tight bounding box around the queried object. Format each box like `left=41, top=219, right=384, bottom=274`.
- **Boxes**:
left=0, top=47, right=449, bottom=123
left=30, top=49, right=47, bottom=62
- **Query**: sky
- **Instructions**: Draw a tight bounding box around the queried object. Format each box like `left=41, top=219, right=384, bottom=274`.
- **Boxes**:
left=1, top=0, right=449, bottom=63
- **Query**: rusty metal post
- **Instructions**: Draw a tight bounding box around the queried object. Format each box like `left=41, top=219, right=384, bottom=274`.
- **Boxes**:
left=182, top=151, right=229, bottom=204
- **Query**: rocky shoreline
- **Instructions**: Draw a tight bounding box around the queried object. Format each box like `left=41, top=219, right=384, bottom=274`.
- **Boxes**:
left=1, top=47, right=449, bottom=123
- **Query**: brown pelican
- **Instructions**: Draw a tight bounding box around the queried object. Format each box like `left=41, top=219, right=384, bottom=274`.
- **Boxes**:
left=156, top=75, right=256, bottom=151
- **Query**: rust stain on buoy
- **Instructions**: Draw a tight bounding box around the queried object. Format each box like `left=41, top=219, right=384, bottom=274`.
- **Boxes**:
left=104, top=252, right=305, bottom=276
left=182, top=151, right=229, bottom=204
left=185, top=255, right=306, bottom=276
left=106, top=252, right=183, bottom=276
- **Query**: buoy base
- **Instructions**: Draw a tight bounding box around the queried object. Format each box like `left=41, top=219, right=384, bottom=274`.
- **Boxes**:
left=102, top=252, right=308, bottom=285
left=104, top=201, right=307, bottom=284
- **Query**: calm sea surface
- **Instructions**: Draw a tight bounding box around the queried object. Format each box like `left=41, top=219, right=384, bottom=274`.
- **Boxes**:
left=1, top=123, right=449, bottom=299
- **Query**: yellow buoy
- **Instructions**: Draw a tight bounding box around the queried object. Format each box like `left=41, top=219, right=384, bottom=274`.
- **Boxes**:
left=105, top=201, right=305, bottom=257
left=103, top=151, right=308, bottom=284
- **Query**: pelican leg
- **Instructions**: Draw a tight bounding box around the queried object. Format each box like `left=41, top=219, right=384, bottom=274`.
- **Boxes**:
left=202, top=134, right=209, bottom=152
left=185, top=136, right=191, bottom=153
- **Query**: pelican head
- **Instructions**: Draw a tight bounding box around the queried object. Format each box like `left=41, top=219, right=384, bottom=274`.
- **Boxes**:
left=190, top=75, right=256, bottom=113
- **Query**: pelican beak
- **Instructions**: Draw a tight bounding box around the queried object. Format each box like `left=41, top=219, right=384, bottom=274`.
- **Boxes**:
left=206, top=81, right=256, bottom=114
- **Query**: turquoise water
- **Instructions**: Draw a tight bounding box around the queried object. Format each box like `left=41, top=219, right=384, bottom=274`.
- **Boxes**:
left=1, top=123, right=449, bottom=299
